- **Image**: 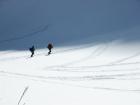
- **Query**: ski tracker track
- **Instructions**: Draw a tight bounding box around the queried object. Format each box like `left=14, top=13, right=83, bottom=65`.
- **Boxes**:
left=0, top=70, right=140, bottom=92
left=0, top=41, right=107, bottom=62
left=1, top=33, right=140, bottom=93
left=0, top=23, right=140, bottom=66
left=0, top=42, right=96, bottom=61
left=46, top=61, right=140, bottom=72
left=1, top=41, right=140, bottom=71
left=110, top=51, right=140, bottom=65
left=0, top=21, right=139, bottom=66
left=0, top=24, right=49, bottom=44
left=1, top=69, right=140, bottom=81
left=1, top=43, right=140, bottom=92
left=60, top=42, right=110, bottom=66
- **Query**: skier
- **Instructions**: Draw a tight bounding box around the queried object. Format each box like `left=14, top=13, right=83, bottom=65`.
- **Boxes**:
left=47, top=43, right=53, bottom=55
left=29, top=45, right=35, bottom=57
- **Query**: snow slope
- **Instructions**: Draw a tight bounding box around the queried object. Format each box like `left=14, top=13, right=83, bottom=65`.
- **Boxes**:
left=1, top=40, right=140, bottom=105
left=0, top=0, right=140, bottom=50
left=0, top=0, right=140, bottom=105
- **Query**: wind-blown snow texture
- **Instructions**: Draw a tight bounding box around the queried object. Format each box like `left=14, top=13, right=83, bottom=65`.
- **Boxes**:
left=1, top=0, right=140, bottom=105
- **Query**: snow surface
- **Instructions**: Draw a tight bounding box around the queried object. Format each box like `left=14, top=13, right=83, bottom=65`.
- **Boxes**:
left=1, top=40, right=140, bottom=105
left=0, top=0, right=140, bottom=105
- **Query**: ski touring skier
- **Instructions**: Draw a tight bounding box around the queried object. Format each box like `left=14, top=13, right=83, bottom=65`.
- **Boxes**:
left=47, top=43, right=53, bottom=55
left=29, top=45, right=35, bottom=57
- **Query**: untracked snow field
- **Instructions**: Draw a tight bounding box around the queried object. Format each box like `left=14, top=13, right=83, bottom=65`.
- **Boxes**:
left=0, top=41, right=140, bottom=105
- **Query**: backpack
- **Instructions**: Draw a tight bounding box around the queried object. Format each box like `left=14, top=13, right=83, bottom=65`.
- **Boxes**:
left=48, top=43, right=53, bottom=49
left=29, top=48, right=32, bottom=52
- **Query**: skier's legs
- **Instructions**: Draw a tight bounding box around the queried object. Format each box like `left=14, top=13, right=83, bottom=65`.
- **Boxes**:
left=31, top=51, right=34, bottom=57
left=48, top=49, right=51, bottom=55
left=50, top=49, right=52, bottom=53
left=47, top=48, right=51, bottom=55
left=48, top=51, right=50, bottom=55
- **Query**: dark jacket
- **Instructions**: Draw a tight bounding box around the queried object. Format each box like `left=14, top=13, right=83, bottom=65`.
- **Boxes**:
left=47, top=43, right=53, bottom=50
left=29, top=46, right=35, bottom=52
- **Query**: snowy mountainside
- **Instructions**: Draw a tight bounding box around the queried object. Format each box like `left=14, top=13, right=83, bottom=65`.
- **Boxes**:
left=0, top=25, right=140, bottom=105
left=0, top=0, right=140, bottom=50
left=1, top=40, right=140, bottom=105
left=0, top=0, right=140, bottom=105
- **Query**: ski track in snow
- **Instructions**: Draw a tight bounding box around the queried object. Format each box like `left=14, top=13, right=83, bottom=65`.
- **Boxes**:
left=0, top=70, right=140, bottom=92
left=0, top=24, right=49, bottom=45
left=1, top=36, right=139, bottom=66
left=43, top=41, right=110, bottom=69
left=1, top=0, right=140, bottom=104
left=1, top=42, right=140, bottom=94
left=0, top=42, right=97, bottom=62
left=109, top=51, right=140, bottom=64
left=59, top=42, right=109, bottom=66
left=1, top=70, right=140, bottom=81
